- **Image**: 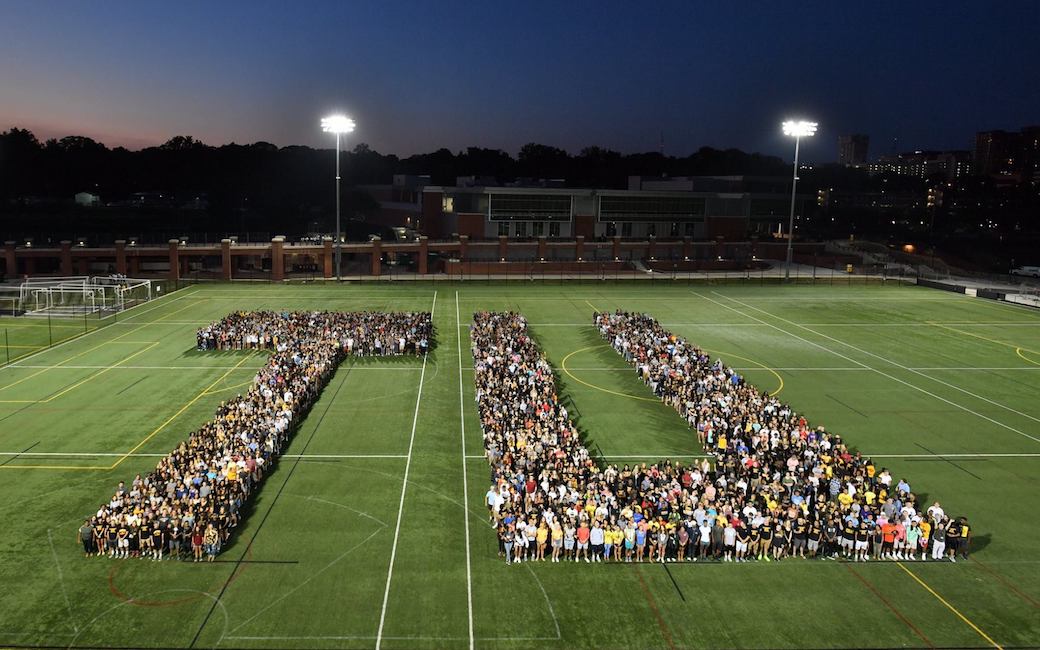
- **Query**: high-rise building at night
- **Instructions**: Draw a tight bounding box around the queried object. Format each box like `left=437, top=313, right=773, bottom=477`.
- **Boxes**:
left=838, top=134, right=869, bottom=166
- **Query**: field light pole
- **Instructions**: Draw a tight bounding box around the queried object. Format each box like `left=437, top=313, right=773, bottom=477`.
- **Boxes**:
left=321, top=114, right=356, bottom=281
left=782, top=120, right=817, bottom=280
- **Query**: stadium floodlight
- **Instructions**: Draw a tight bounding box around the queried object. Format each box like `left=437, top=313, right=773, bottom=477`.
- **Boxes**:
left=321, top=114, right=356, bottom=281
left=782, top=119, right=817, bottom=280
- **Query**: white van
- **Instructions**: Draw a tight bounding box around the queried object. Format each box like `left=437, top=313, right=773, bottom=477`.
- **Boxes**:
left=1011, top=266, right=1040, bottom=277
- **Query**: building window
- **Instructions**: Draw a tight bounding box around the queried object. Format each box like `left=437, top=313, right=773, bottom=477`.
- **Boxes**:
left=605, top=222, right=617, bottom=237
left=515, top=221, right=528, bottom=238
left=549, top=222, right=561, bottom=237
left=670, top=222, right=680, bottom=237
left=621, top=222, right=632, bottom=237
left=532, top=222, right=545, bottom=237
left=442, top=196, right=454, bottom=213
left=647, top=223, right=656, bottom=237
left=684, top=222, right=696, bottom=236
left=498, top=222, right=510, bottom=237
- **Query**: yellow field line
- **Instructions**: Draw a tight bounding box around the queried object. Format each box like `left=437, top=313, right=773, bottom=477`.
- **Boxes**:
left=701, top=347, right=784, bottom=397
left=896, top=562, right=1002, bottom=649
left=1016, top=348, right=1040, bottom=367
left=585, top=300, right=601, bottom=313
left=0, top=343, right=160, bottom=404
left=561, top=346, right=660, bottom=403
left=43, top=343, right=160, bottom=403
left=928, top=321, right=1040, bottom=357
left=0, top=299, right=203, bottom=391
left=106, top=351, right=257, bottom=471
left=201, top=379, right=254, bottom=396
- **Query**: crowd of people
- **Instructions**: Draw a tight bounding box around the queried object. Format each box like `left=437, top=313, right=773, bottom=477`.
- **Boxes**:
left=471, top=310, right=970, bottom=565
left=79, top=310, right=432, bottom=561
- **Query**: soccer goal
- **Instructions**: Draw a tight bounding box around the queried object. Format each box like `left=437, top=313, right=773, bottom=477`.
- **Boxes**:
left=22, top=276, right=152, bottom=317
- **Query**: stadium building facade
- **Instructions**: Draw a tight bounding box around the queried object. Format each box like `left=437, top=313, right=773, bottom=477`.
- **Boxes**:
left=421, top=176, right=812, bottom=241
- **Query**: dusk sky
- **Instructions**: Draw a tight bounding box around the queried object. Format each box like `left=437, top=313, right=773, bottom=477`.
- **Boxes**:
left=1, top=1, right=1037, bottom=160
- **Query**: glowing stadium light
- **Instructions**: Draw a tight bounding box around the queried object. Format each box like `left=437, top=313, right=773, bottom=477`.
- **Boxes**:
left=321, top=114, right=356, bottom=280
left=781, top=119, right=818, bottom=280
left=782, top=120, right=817, bottom=138
left=320, top=114, right=356, bottom=134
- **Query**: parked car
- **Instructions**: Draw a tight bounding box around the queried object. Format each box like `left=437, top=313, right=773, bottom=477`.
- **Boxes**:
left=1010, top=266, right=1040, bottom=277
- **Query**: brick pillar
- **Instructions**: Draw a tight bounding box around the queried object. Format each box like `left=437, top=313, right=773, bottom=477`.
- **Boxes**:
left=168, top=239, right=180, bottom=282
left=537, top=236, right=547, bottom=261
left=370, top=237, right=382, bottom=276
left=498, top=235, right=508, bottom=261
left=271, top=236, right=285, bottom=281
left=322, top=237, right=333, bottom=278
left=611, top=236, right=621, bottom=260
left=575, top=235, right=585, bottom=261
left=647, top=235, right=657, bottom=260
left=115, top=240, right=127, bottom=274
left=418, top=236, right=429, bottom=275
left=25, top=256, right=35, bottom=275
left=220, top=239, right=232, bottom=281
left=458, top=235, right=468, bottom=261
left=4, top=241, right=15, bottom=276
left=129, top=255, right=140, bottom=276
left=76, top=256, right=89, bottom=275
left=60, top=241, right=73, bottom=275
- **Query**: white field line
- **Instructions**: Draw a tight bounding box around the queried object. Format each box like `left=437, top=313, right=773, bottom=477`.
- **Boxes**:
left=714, top=292, right=1040, bottom=431
left=461, top=366, right=1040, bottom=372
left=525, top=564, right=562, bottom=640
left=698, top=291, right=1040, bottom=445
left=226, top=527, right=384, bottom=636
left=0, top=288, right=199, bottom=371
left=375, top=290, right=436, bottom=650
left=515, top=322, right=1040, bottom=327
left=224, top=635, right=562, bottom=642
left=463, top=453, right=1040, bottom=459
left=8, top=364, right=421, bottom=370
left=0, top=452, right=407, bottom=459
left=47, top=529, right=77, bottom=633
left=455, top=291, right=475, bottom=650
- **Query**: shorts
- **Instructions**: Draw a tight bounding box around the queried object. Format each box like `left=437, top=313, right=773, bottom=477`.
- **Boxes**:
left=840, top=537, right=854, bottom=549
left=564, top=539, right=575, bottom=550
left=735, top=541, right=748, bottom=553
left=624, top=540, right=634, bottom=550
left=118, top=538, right=129, bottom=549
left=855, top=540, right=868, bottom=550
left=793, top=537, right=806, bottom=549
left=552, top=539, right=563, bottom=549
left=577, top=541, right=588, bottom=550
left=591, top=544, right=604, bottom=555
left=807, top=539, right=819, bottom=551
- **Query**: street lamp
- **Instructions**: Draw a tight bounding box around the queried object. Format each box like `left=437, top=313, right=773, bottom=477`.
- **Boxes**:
left=782, top=119, right=817, bottom=280
left=321, top=114, right=356, bottom=280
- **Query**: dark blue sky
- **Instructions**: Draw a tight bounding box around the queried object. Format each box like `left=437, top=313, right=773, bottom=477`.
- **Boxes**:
left=1, top=1, right=1037, bottom=161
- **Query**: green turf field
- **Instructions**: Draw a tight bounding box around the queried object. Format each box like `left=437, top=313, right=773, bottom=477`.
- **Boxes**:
left=0, top=281, right=1038, bottom=650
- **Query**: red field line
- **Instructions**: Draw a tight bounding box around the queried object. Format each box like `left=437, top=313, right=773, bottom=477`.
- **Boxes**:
left=970, top=557, right=1040, bottom=609
left=635, top=565, right=677, bottom=650
left=844, top=563, right=935, bottom=648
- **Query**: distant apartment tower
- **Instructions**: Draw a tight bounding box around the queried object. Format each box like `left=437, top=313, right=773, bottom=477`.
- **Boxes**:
left=974, top=129, right=1020, bottom=177
left=838, top=134, right=869, bottom=166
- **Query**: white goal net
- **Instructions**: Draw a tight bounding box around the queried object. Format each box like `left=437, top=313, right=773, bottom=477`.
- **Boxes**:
left=20, top=276, right=153, bottom=317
